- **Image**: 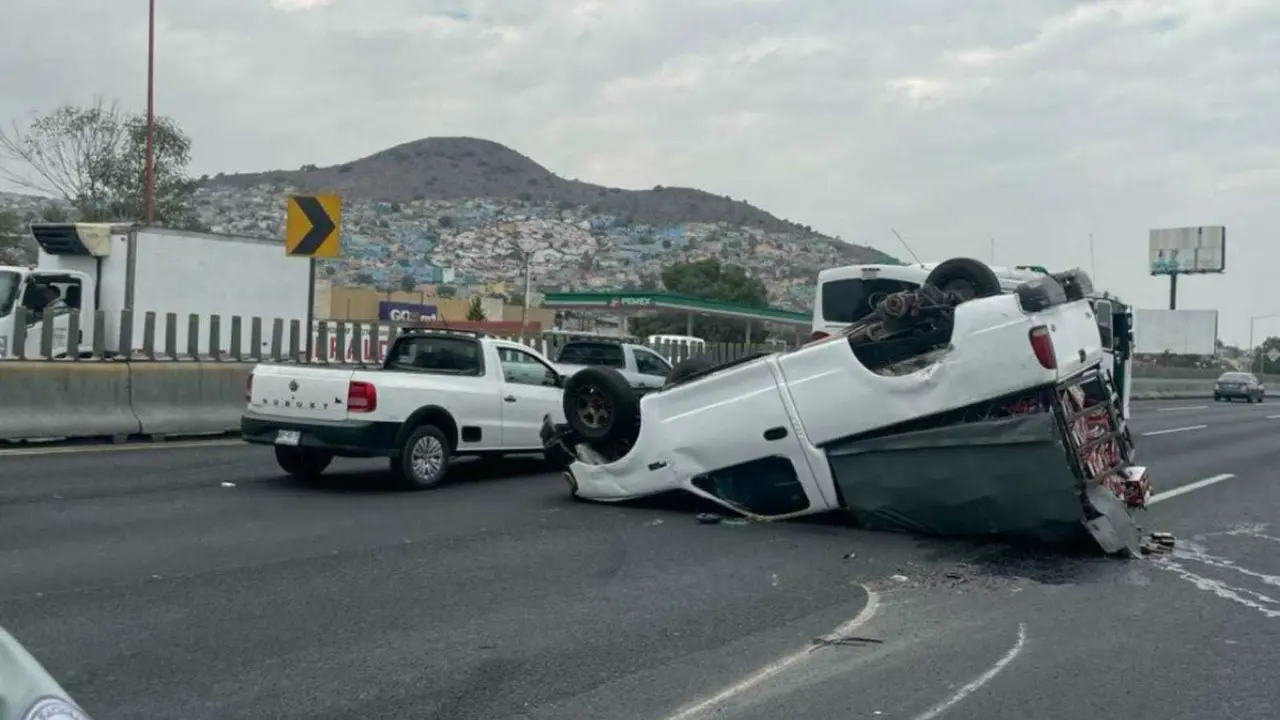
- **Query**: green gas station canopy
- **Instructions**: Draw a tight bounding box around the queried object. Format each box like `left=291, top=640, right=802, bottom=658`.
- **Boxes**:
left=542, top=291, right=811, bottom=327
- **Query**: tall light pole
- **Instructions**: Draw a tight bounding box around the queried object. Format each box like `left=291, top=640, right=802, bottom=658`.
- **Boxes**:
left=1249, top=313, right=1277, bottom=373
left=143, top=0, right=156, bottom=224
left=505, top=230, right=584, bottom=342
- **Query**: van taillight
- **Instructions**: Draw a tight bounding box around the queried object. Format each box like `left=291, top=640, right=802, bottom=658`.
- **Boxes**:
left=1029, top=326, right=1056, bottom=369
left=347, top=381, right=377, bottom=413
left=810, top=331, right=830, bottom=342
left=246, top=374, right=253, bottom=403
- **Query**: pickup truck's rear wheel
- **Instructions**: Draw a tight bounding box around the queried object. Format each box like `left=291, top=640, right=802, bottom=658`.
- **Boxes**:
left=391, top=425, right=452, bottom=490
left=925, top=258, right=1002, bottom=301
left=274, top=446, right=333, bottom=482
left=563, top=367, right=640, bottom=444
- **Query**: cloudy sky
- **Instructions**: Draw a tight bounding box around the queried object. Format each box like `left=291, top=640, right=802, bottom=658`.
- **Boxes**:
left=2, top=0, right=1277, bottom=344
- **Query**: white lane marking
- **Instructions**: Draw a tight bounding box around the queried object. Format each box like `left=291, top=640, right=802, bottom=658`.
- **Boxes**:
left=1140, top=424, right=1207, bottom=437
left=1267, top=414, right=1280, bottom=419
left=0, top=439, right=242, bottom=458
left=1156, top=560, right=1280, bottom=619
left=1148, top=474, right=1235, bottom=505
left=1174, top=543, right=1280, bottom=589
left=664, top=588, right=880, bottom=720
left=910, top=623, right=1028, bottom=720
left=1157, top=405, right=1208, bottom=412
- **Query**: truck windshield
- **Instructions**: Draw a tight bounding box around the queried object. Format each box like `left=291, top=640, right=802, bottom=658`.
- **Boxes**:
left=0, top=270, right=20, bottom=318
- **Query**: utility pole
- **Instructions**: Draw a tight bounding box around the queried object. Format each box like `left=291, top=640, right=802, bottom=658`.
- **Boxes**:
left=1249, top=313, right=1277, bottom=373
left=505, top=232, right=585, bottom=342
left=143, top=0, right=156, bottom=224
left=1089, top=231, right=1096, bottom=278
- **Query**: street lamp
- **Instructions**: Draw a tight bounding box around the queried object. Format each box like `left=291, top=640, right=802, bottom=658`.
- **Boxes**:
left=1248, top=313, right=1277, bottom=373
left=504, top=230, right=587, bottom=342
left=144, top=0, right=156, bottom=224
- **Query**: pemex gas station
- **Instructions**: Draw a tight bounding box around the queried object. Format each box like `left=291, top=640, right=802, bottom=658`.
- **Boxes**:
left=540, top=291, right=811, bottom=344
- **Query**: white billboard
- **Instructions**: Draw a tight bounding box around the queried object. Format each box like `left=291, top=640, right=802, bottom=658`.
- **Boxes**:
left=1134, top=309, right=1219, bottom=355
left=1148, top=226, right=1225, bottom=275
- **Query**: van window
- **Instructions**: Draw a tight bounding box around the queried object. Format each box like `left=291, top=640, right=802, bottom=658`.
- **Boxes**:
left=821, top=278, right=919, bottom=324
left=0, top=271, right=20, bottom=318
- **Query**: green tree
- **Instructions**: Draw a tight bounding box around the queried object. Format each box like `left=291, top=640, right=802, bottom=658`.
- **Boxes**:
left=1255, top=336, right=1280, bottom=374
left=0, top=99, right=201, bottom=228
left=437, top=285, right=458, bottom=299
left=631, top=258, right=770, bottom=343
left=398, top=273, right=417, bottom=292
left=466, top=296, right=486, bottom=321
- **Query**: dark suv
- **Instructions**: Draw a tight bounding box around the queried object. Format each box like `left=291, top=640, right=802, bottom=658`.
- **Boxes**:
left=1214, top=372, right=1265, bottom=403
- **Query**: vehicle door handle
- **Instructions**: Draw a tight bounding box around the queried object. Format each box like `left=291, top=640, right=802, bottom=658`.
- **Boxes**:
left=504, top=395, right=517, bottom=403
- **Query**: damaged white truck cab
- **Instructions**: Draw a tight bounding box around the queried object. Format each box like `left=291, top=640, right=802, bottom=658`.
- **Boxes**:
left=543, top=258, right=1149, bottom=555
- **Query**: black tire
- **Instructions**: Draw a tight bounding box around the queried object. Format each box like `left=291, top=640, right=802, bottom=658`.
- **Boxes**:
left=925, top=258, right=1003, bottom=301
left=562, top=367, right=640, bottom=444
left=274, top=446, right=333, bottom=481
left=391, top=424, right=452, bottom=490
left=1214, top=395, right=1221, bottom=402
left=665, top=356, right=715, bottom=387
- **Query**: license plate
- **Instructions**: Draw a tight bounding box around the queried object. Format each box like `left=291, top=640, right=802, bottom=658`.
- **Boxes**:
left=275, top=429, right=301, bottom=446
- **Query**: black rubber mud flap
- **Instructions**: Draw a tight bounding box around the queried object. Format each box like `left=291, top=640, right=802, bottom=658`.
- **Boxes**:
left=925, top=258, right=1002, bottom=300
left=562, top=367, right=640, bottom=444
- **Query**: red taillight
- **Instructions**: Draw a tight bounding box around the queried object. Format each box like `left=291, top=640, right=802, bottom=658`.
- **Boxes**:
left=1029, top=326, right=1056, bottom=369
left=809, top=331, right=830, bottom=342
left=246, top=374, right=253, bottom=403
left=347, top=380, right=377, bottom=413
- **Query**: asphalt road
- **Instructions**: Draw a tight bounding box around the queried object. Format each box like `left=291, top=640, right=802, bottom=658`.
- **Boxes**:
left=1, top=398, right=1277, bottom=719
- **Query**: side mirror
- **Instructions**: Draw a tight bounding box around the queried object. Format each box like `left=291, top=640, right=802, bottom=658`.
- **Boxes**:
left=554, top=372, right=566, bottom=388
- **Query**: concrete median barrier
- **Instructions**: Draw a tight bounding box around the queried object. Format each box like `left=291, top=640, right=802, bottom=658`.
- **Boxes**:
left=129, top=362, right=253, bottom=437
left=0, top=362, right=142, bottom=441
left=1130, top=378, right=1216, bottom=399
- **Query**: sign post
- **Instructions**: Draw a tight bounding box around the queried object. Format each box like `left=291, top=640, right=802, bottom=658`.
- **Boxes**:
left=285, top=194, right=341, bottom=361
left=1148, top=226, right=1226, bottom=310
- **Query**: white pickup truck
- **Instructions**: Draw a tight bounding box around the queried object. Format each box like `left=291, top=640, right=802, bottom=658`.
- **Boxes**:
left=242, top=329, right=567, bottom=488
left=553, top=339, right=674, bottom=390
left=542, top=259, right=1150, bottom=555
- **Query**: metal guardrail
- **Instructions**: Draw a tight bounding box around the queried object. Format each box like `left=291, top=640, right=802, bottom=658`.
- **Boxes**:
left=1, top=307, right=780, bottom=365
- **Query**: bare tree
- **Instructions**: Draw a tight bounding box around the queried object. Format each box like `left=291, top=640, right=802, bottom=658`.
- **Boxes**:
left=0, top=98, right=123, bottom=217
left=0, top=99, right=202, bottom=228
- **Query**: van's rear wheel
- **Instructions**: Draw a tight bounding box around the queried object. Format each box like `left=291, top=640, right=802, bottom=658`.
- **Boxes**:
left=274, top=446, right=333, bottom=481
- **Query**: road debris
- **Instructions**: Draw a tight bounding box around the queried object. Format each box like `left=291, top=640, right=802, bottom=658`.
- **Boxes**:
left=695, top=513, right=722, bottom=525
left=1140, top=531, right=1176, bottom=555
